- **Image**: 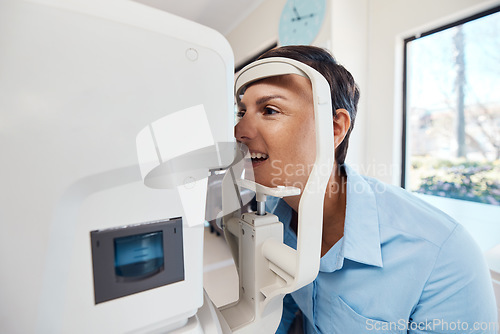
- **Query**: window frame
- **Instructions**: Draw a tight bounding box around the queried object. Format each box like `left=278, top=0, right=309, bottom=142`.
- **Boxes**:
left=401, top=4, right=500, bottom=189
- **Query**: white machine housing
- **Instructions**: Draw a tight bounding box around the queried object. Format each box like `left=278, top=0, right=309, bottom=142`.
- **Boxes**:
left=0, top=0, right=233, bottom=333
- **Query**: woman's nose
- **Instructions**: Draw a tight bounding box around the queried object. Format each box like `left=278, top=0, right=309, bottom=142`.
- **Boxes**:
left=234, top=113, right=257, bottom=142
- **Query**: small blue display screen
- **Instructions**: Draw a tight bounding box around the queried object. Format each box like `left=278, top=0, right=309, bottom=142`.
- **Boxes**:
left=114, top=231, right=164, bottom=281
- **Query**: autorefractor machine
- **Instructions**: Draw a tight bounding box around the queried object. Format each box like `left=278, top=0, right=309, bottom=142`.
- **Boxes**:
left=0, top=0, right=334, bottom=333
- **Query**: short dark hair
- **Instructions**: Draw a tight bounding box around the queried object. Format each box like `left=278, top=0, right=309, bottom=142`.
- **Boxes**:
left=258, top=45, right=359, bottom=165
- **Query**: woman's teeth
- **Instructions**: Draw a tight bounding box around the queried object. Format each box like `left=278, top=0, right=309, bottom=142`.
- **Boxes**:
left=250, top=153, right=268, bottom=159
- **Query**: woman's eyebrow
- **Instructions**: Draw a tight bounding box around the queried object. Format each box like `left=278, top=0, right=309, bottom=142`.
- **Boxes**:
left=255, top=95, right=286, bottom=105
left=238, top=94, right=286, bottom=109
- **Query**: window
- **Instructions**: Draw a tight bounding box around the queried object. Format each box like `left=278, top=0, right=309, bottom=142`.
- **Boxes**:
left=403, top=6, right=500, bottom=207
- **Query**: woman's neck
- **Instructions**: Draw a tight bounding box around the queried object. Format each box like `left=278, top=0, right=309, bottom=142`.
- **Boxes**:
left=321, top=169, right=347, bottom=256
left=284, top=166, right=347, bottom=257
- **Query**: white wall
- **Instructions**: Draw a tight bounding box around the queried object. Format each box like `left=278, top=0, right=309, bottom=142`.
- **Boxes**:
left=328, top=0, right=368, bottom=172
left=226, top=0, right=286, bottom=66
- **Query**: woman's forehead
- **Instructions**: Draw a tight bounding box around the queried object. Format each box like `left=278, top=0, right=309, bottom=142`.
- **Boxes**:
left=242, top=74, right=312, bottom=99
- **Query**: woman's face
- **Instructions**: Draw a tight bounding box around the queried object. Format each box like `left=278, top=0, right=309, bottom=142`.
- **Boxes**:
left=234, top=74, right=316, bottom=190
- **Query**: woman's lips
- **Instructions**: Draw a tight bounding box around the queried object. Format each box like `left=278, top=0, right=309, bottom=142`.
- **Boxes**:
left=251, top=157, right=268, bottom=168
left=250, top=152, right=268, bottom=168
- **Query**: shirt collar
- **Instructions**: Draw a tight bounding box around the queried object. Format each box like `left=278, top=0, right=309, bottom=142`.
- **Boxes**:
left=265, top=164, right=383, bottom=272
left=340, top=164, right=383, bottom=268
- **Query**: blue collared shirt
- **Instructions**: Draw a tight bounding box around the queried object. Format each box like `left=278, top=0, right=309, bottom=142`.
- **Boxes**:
left=270, top=165, right=498, bottom=333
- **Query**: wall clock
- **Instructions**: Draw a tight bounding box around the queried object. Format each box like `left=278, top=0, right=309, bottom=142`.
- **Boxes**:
left=278, top=0, right=327, bottom=46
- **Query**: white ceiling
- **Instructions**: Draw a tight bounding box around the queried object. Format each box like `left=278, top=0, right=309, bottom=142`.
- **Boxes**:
left=133, top=0, right=266, bottom=36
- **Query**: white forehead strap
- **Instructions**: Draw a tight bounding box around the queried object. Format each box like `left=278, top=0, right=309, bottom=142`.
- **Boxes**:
left=235, top=57, right=309, bottom=103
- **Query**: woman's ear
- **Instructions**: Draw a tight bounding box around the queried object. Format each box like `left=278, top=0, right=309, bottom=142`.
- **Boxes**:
left=333, top=108, right=351, bottom=149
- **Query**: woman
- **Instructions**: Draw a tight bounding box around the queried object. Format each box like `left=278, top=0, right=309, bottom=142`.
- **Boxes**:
left=234, top=46, right=497, bottom=333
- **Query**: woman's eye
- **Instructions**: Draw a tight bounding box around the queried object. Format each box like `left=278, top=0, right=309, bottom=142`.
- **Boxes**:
left=263, top=107, right=279, bottom=115
left=236, top=110, right=246, bottom=119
